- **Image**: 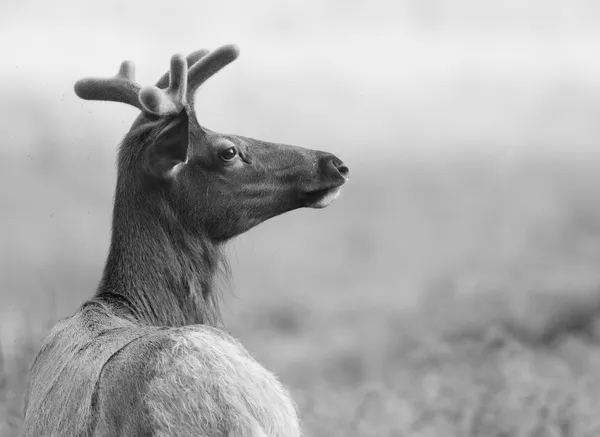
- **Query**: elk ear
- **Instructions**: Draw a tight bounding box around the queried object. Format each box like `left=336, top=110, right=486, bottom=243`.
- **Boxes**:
left=143, top=111, right=189, bottom=178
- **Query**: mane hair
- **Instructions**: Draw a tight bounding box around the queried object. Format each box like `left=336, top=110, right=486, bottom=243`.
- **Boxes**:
left=94, top=129, right=229, bottom=328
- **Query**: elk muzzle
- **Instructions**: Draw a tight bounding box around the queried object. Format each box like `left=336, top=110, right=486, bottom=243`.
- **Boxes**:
left=300, top=152, right=350, bottom=209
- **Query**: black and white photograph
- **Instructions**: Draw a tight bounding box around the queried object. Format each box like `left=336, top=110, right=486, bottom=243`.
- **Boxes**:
left=2, top=1, right=600, bottom=436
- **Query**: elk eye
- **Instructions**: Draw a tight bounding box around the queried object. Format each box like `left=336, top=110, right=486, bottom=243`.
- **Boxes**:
left=219, top=147, right=237, bottom=162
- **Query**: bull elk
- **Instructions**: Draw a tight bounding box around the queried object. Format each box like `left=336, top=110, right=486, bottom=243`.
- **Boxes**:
left=23, top=44, right=349, bottom=436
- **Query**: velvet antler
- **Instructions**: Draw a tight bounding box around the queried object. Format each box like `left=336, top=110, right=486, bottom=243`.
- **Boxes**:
left=74, top=44, right=240, bottom=115
left=186, top=44, right=239, bottom=103
left=138, top=54, right=188, bottom=115
left=74, top=61, right=142, bottom=110
left=155, top=49, right=210, bottom=89
left=155, top=45, right=239, bottom=103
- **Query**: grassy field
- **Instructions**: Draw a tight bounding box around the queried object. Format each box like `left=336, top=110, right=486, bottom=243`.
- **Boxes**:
left=3, top=143, right=600, bottom=435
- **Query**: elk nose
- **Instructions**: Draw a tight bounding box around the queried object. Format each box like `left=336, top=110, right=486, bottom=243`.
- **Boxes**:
left=330, top=157, right=350, bottom=179
left=336, top=161, right=350, bottom=179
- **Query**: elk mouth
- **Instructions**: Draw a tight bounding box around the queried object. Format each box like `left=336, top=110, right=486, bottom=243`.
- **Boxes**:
left=302, top=184, right=345, bottom=209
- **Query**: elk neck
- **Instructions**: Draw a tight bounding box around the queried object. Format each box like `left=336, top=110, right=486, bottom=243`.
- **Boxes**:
left=95, top=165, right=225, bottom=328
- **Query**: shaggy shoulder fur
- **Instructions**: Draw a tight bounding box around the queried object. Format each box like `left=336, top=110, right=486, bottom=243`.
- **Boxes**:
left=23, top=302, right=300, bottom=437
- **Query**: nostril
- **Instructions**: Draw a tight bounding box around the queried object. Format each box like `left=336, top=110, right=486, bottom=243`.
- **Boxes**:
left=332, top=160, right=349, bottom=178
left=323, top=155, right=350, bottom=179
left=337, top=164, right=349, bottom=177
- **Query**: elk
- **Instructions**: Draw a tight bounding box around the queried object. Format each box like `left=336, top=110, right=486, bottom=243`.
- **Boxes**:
left=23, top=44, right=349, bottom=437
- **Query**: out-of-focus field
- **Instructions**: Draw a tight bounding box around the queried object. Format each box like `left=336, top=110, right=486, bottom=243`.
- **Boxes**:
left=5, top=1, right=600, bottom=436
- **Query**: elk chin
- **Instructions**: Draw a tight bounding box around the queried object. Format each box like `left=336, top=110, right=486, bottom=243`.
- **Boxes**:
left=303, top=185, right=344, bottom=209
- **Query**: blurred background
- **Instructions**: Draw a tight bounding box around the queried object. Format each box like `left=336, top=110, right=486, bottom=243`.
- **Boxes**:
left=3, top=1, right=600, bottom=435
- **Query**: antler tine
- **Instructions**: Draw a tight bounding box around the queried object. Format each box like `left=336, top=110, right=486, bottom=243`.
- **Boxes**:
left=139, top=55, right=188, bottom=116
left=74, top=61, right=143, bottom=110
left=155, top=49, right=210, bottom=89
left=75, top=46, right=239, bottom=115
left=186, top=44, right=240, bottom=102
left=117, top=61, right=135, bottom=81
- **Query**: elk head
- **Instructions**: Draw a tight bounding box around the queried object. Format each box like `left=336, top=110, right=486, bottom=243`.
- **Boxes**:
left=75, top=45, right=349, bottom=241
